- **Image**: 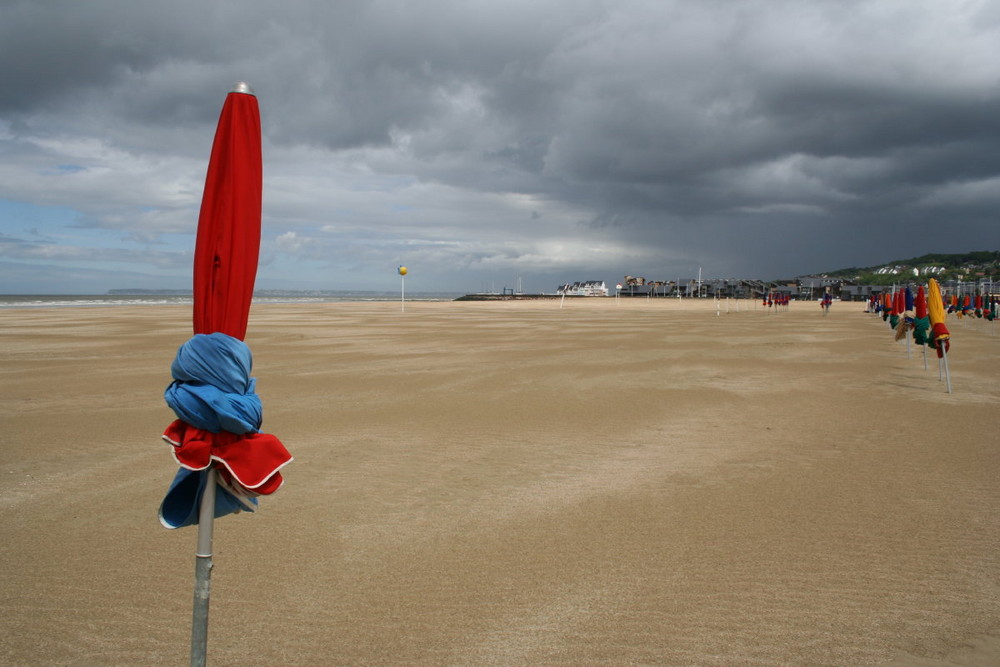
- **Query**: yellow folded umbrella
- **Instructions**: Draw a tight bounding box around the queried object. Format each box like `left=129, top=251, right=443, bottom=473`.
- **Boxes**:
left=927, top=278, right=951, bottom=364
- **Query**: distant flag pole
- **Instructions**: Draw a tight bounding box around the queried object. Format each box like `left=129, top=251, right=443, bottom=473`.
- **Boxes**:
left=398, top=266, right=407, bottom=312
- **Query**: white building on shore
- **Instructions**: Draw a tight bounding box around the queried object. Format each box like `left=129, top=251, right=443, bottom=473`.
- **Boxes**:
left=556, top=281, right=609, bottom=296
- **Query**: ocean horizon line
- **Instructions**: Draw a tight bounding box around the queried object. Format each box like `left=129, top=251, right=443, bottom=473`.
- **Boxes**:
left=0, top=289, right=467, bottom=309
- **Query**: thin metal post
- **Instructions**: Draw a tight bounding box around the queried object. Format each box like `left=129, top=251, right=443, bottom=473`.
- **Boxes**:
left=191, top=468, right=217, bottom=667
left=941, top=347, right=953, bottom=394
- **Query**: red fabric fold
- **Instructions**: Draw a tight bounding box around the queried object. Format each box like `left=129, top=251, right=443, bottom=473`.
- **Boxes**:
left=930, top=322, right=951, bottom=358
left=163, top=419, right=291, bottom=494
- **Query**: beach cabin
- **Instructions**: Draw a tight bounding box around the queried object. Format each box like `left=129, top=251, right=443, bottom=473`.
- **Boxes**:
left=797, top=276, right=852, bottom=301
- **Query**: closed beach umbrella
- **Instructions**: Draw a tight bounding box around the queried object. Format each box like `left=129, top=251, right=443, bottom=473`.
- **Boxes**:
left=894, top=287, right=915, bottom=342
left=159, top=83, right=291, bottom=666
left=887, top=290, right=900, bottom=328
left=912, top=285, right=931, bottom=370
left=913, top=286, right=930, bottom=346
left=928, top=279, right=950, bottom=354
left=927, top=278, right=952, bottom=393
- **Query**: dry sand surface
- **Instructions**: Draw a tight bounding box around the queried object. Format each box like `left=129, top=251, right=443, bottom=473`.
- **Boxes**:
left=1, top=298, right=999, bottom=666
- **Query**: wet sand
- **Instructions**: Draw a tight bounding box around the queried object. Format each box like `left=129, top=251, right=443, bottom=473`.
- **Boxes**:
left=1, top=299, right=998, bottom=665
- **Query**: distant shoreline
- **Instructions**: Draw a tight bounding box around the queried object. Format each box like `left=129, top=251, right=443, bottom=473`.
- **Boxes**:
left=0, top=292, right=462, bottom=309
left=454, top=293, right=559, bottom=301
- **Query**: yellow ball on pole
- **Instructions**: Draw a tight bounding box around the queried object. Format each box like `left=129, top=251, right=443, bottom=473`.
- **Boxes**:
left=398, top=266, right=408, bottom=276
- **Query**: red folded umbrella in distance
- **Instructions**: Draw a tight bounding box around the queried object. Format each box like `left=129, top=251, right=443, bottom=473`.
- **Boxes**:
left=915, top=286, right=927, bottom=319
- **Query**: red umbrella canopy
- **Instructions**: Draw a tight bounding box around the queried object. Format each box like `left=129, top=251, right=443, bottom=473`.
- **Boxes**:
left=915, top=286, right=927, bottom=319
left=192, top=83, right=262, bottom=341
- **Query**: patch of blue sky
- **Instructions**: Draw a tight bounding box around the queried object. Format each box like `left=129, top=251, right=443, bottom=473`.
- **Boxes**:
left=0, top=199, right=194, bottom=258
left=0, top=199, right=81, bottom=234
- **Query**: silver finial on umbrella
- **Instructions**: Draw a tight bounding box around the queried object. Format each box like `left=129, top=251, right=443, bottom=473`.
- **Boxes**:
left=231, top=81, right=254, bottom=95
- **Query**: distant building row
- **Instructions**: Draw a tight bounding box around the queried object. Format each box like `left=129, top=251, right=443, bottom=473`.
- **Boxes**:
left=599, top=276, right=998, bottom=300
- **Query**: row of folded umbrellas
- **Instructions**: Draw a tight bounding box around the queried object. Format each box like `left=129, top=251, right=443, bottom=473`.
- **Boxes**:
left=870, top=278, right=997, bottom=359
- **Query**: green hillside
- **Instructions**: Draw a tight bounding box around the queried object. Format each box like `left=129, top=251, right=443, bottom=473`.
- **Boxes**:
left=822, top=251, right=1000, bottom=285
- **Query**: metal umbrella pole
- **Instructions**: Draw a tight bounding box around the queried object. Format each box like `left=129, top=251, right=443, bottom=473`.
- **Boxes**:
left=191, top=468, right=217, bottom=667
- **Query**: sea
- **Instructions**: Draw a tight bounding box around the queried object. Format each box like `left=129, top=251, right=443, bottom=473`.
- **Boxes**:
left=0, top=291, right=464, bottom=309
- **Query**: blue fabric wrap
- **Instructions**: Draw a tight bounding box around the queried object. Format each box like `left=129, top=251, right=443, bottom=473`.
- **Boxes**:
left=159, top=467, right=257, bottom=529
left=164, top=332, right=262, bottom=434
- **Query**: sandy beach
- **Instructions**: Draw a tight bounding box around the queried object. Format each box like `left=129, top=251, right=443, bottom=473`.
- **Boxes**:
left=1, top=298, right=998, bottom=666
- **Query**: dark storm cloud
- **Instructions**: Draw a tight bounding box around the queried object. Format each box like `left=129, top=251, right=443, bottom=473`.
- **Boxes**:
left=1, top=0, right=998, bottom=292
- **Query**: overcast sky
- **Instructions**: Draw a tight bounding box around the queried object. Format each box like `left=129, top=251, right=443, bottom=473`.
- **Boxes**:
left=1, top=0, right=998, bottom=294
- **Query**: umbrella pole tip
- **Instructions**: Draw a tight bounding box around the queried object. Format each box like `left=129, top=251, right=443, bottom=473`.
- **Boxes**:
left=231, top=81, right=255, bottom=95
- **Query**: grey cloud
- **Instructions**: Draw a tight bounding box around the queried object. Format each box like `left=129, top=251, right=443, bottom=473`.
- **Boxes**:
left=1, top=0, right=998, bottom=293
